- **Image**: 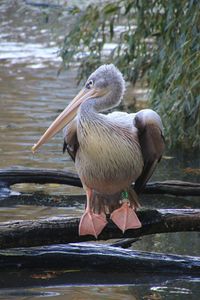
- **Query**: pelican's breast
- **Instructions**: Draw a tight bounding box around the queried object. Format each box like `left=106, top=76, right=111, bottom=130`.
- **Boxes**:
left=75, top=115, right=144, bottom=194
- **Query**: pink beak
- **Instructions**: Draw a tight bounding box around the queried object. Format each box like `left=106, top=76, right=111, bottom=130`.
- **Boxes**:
left=32, top=87, right=101, bottom=153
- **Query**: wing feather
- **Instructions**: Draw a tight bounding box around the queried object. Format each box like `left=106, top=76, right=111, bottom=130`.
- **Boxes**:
left=63, top=118, right=79, bottom=162
left=133, top=109, right=165, bottom=194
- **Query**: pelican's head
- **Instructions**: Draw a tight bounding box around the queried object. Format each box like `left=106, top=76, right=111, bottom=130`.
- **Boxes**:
left=85, top=64, right=125, bottom=110
left=32, top=64, right=125, bottom=153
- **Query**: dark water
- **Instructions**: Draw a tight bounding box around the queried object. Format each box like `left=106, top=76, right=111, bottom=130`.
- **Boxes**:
left=0, top=1, right=199, bottom=299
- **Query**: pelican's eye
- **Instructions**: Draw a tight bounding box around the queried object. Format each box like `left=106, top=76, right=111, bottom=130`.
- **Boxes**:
left=86, top=79, right=94, bottom=89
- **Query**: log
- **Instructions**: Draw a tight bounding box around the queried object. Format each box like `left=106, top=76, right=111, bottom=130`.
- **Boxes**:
left=0, top=168, right=81, bottom=188
left=144, top=180, right=200, bottom=196
left=0, top=168, right=200, bottom=196
left=0, top=209, right=199, bottom=249
left=0, top=243, right=199, bottom=274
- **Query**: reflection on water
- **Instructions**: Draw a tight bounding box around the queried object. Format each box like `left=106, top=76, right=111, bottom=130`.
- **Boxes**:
left=0, top=1, right=199, bottom=299
left=0, top=0, right=79, bottom=173
left=0, top=279, right=200, bottom=300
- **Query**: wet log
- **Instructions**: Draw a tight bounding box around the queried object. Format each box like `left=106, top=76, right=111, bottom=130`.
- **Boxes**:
left=0, top=243, right=199, bottom=275
left=0, top=168, right=81, bottom=188
left=0, top=168, right=200, bottom=196
left=0, top=209, right=199, bottom=249
left=143, top=180, right=200, bottom=196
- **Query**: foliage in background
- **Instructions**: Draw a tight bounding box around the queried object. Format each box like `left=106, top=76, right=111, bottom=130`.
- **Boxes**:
left=61, top=0, right=200, bottom=149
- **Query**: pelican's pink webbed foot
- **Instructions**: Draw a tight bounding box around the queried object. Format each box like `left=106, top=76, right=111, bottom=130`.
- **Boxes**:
left=79, top=211, right=107, bottom=238
left=110, top=202, right=141, bottom=233
left=79, top=187, right=107, bottom=238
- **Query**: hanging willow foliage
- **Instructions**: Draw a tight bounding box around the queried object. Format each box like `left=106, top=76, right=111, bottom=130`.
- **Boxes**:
left=60, top=0, right=200, bottom=149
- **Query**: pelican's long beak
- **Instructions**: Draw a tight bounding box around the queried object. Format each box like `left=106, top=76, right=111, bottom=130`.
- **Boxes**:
left=32, top=87, right=102, bottom=153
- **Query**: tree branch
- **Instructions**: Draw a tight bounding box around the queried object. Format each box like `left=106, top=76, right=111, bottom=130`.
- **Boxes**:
left=0, top=209, right=199, bottom=249
left=0, top=168, right=199, bottom=196
left=0, top=243, right=199, bottom=275
left=0, top=169, right=81, bottom=188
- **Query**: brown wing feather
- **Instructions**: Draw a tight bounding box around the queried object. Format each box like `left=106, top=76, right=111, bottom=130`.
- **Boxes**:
left=134, top=111, right=165, bottom=194
left=63, top=119, right=79, bottom=162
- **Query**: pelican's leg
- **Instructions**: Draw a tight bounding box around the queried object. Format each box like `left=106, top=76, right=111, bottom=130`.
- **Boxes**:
left=110, top=192, right=141, bottom=233
left=79, top=187, right=108, bottom=238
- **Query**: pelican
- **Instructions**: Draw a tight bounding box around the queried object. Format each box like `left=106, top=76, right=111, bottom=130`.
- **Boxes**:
left=32, top=64, right=164, bottom=238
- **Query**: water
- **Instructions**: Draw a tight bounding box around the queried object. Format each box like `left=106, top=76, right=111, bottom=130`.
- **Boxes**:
left=0, top=1, right=199, bottom=299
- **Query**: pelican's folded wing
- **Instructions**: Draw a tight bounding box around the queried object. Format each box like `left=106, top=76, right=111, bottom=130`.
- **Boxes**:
left=133, top=109, right=165, bottom=194
left=63, top=118, right=79, bottom=161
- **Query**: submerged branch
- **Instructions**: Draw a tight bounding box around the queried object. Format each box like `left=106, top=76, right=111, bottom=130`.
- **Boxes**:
left=0, top=169, right=199, bottom=196
left=0, top=243, right=199, bottom=274
left=0, top=209, right=199, bottom=249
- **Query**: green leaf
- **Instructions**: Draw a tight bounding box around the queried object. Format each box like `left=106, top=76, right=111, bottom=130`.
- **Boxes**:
left=103, top=3, right=119, bottom=15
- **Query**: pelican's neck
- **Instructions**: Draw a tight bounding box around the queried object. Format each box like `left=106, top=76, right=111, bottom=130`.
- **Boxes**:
left=79, top=98, right=98, bottom=118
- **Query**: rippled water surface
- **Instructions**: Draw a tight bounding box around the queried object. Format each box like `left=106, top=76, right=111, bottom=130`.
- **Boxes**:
left=0, top=1, right=199, bottom=299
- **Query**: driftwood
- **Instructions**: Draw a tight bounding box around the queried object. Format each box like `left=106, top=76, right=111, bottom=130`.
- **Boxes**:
left=0, top=169, right=199, bottom=282
left=0, top=169, right=81, bottom=188
left=0, top=243, right=199, bottom=274
left=0, top=209, right=199, bottom=249
left=0, top=168, right=200, bottom=196
left=144, top=180, right=200, bottom=196
left=1, top=246, right=200, bottom=290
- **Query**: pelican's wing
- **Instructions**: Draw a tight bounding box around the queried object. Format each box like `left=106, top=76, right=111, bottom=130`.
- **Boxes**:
left=106, top=111, right=136, bottom=129
left=133, top=109, right=165, bottom=194
left=63, top=118, right=79, bottom=161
